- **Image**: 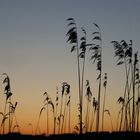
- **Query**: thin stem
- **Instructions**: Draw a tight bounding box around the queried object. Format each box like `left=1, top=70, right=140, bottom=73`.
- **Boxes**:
left=35, top=115, right=40, bottom=135
left=76, top=27, right=82, bottom=134
left=85, top=98, right=89, bottom=132
left=61, top=95, right=68, bottom=133
left=68, top=100, right=71, bottom=133
left=63, top=104, right=68, bottom=133
left=132, top=55, right=136, bottom=131
left=87, top=100, right=91, bottom=132
left=14, top=112, right=20, bottom=133
left=109, top=115, right=114, bottom=132
left=58, top=95, right=63, bottom=134
left=47, top=104, right=49, bottom=135
left=102, top=87, right=106, bottom=131
left=136, top=65, right=140, bottom=132
left=96, top=74, right=101, bottom=132
left=96, top=26, right=102, bottom=132
left=9, top=97, right=11, bottom=133
left=3, top=98, right=7, bottom=134
left=90, top=109, right=96, bottom=132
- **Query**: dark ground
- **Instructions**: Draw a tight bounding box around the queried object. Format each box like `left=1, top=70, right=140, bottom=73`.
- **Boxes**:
left=0, top=132, right=140, bottom=140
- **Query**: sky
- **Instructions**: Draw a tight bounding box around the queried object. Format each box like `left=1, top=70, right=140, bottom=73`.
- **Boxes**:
left=0, top=0, right=140, bottom=134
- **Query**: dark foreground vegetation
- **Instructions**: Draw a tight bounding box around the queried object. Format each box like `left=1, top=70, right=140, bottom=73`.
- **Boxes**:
left=0, top=18, right=140, bottom=137
left=0, top=132, right=140, bottom=140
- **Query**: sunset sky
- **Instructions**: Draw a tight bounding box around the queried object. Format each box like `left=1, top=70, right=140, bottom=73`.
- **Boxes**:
left=0, top=0, right=140, bottom=134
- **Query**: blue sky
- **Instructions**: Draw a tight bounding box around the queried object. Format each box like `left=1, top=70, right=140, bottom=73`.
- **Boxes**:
left=0, top=0, right=139, bottom=67
left=0, top=0, right=140, bottom=133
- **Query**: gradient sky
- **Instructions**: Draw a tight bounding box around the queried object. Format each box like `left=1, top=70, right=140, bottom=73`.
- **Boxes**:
left=0, top=0, right=140, bottom=134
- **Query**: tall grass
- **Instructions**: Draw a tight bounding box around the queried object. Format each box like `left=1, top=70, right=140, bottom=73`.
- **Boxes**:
left=0, top=20, right=140, bottom=135
left=90, top=97, right=98, bottom=132
left=102, top=73, right=107, bottom=131
left=66, top=18, right=82, bottom=133
left=85, top=80, right=92, bottom=132
left=89, top=23, right=102, bottom=132
left=0, top=73, right=19, bottom=134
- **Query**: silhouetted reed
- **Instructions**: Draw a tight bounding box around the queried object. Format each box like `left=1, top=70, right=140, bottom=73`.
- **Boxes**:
left=0, top=73, right=18, bottom=134
left=66, top=18, right=83, bottom=134
left=111, top=40, right=140, bottom=132
left=90, top=97, right=98, bottom=132
left=0, top=19, right=140, bottom=137
left=102, top=73, right=107, bottom=131
left=84, top=80, right=92, bottom=132
left=89, top=23, right=102, bottom=132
